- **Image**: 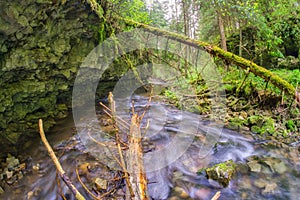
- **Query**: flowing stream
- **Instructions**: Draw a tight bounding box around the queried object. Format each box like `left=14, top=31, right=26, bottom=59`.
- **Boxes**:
left=1, top=95, right=300, bottom=200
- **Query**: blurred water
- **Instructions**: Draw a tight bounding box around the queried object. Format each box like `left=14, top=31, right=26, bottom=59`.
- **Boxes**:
left=1, top=95, right=299, bottom=200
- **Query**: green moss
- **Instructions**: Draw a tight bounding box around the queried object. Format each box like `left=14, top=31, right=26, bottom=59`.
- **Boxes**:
left=248, top=115, right=263, bottom=126
left=248, top=115, right=275, bottom=135
left=285, top=120, right=297, bottom=132
left=251, top=125, right=261, bottom=133
left=228, top=117, right=245, bottom=130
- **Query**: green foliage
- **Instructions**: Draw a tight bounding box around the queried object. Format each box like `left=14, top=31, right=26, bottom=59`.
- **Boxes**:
left=148, top=0, right=168, bottom=28
left=163, top=90, right=178, bottom=102
left=228, top=117, right=245, bottom=130
left=108, top=0, right=150, bottom=24
left=199, top=0, right=300, bottom=61
left=271, top=69, right=300, bottom=87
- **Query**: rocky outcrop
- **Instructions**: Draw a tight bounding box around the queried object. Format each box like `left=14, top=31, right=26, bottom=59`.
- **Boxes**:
left=0, top=0, right=102, bottom=153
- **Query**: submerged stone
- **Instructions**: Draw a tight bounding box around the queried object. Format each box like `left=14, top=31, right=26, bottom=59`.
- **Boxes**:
left=262, top=182, right=278, bottom=194
left=247, top=160, right=261, bottom=173
left=261, top=157, right=287, bottom=174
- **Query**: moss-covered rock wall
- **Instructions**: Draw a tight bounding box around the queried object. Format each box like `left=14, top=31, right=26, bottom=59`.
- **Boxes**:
left=0, top=0, right=102, bottom=153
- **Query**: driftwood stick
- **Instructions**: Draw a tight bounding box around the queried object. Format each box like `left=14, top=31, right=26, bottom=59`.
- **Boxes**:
left=38, top=119, right=86, bottom=200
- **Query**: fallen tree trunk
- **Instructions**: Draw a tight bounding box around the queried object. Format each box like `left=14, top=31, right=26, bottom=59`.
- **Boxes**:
left=121, top=18, right=296, bottom=97
left=85, top=0, right=295, bottom=98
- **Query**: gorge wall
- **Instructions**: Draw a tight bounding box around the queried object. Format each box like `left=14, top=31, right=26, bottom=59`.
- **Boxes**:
left=0, top=0, right=103, bottom=153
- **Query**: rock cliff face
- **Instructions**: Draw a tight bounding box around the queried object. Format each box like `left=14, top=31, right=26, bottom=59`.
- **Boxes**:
left=0, top=0, right=102, bottom=153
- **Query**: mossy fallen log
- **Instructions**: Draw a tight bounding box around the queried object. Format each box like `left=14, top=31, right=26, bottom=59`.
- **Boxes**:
left=121, top=18, right=296, bottom=97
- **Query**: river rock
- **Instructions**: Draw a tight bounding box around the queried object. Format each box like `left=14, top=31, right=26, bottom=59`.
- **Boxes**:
left=173, top=186, right=189, bottom=198
left=253, top=179, right=268, bottom=189
left=205, top=159, right=236, bottom=187
left=261, top=157, right=287, bottom=174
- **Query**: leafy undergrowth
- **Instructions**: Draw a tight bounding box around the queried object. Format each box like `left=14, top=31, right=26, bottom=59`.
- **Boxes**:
left=221, top=66, right=299, bottom=141
left=162, top=65, right=299, bottom=142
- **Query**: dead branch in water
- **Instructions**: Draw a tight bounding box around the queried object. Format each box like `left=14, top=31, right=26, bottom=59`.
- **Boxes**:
left=211, top=191, right=221, bottom=200
left=38, top=119, right=86, bottom=200
left=104, top=92, right=149, bottom=200
left=108, top=92, right=135, bottom=198
left=126, top=111, right=149, bottom=200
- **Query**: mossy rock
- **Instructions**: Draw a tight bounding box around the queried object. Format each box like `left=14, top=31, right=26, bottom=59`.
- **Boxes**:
left=205, top=159, right=236, bottom=187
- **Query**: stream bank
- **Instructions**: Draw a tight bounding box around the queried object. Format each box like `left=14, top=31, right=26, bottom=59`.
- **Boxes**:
left=0, top=94, right=299, bottom=199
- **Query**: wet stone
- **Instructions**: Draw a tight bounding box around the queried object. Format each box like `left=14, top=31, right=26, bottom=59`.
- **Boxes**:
left=32, top=163, right=40, bottom=171
left=247, top=160, right=261, bottom=173
left=173, top=186, right=189, bottom=198
left=261, top=157, right=287, bottom=174
left=94, top=177, right=107, bottom=190
left=254, top=179, right=268, bottom=189
left=262, top=183, right=278, bottom=194
left=238, top=176, right=252, bottom=190
left=235, top=163, right=249, bottom=174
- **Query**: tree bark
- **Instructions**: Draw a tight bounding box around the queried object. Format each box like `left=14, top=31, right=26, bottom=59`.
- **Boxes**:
left=182, top=0, right=189, bottom=37
left=239, top=24, right=242, bottom=57
left=217, top=11, right=227, bottom=52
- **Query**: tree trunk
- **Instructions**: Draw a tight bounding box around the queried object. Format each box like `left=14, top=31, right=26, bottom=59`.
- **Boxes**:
left=239, top=23, right=242, bottom=57
left=217, top=11, right=227, bottom=52
left=182, top=0, right=189, bottom=37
